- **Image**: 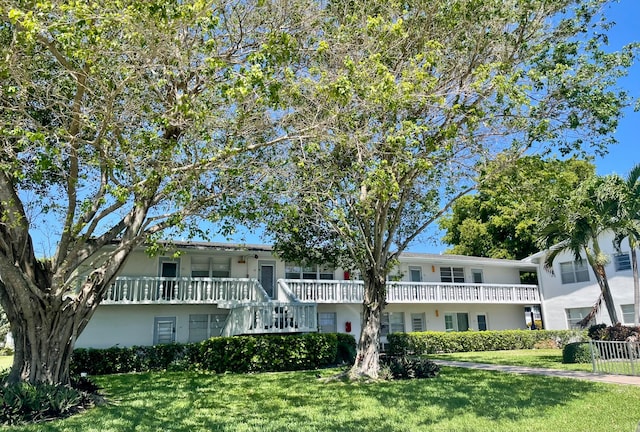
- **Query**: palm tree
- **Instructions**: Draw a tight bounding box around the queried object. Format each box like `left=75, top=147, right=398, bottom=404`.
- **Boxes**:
left=613, top=164, right=640, bottom=325
left=538, top=174, right=628, bottom=327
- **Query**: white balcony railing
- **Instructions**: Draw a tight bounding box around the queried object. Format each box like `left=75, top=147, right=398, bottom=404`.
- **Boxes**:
left=102, top=276, right=269, bottom=304
left=222, top=302, right=318, bottom=336
left=283, top=280, right=540, bottom=304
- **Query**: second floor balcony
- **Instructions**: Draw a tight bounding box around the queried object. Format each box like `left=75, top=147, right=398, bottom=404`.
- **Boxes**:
left=102, top=276, right=541, bottom=306
left=282, top=280, right=541, bottom=304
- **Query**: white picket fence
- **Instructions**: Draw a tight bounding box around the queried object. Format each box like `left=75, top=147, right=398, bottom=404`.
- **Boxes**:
left=589, top=340, right=640, bottom=376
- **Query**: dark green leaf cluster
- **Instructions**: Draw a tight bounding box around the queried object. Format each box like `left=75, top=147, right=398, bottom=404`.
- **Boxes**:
left=561, top=342, right=592, bottom=364
left=0, top=376, right=96, bottom=426
left=440, top=156, right=596, bottom=259
left=380, top=355, right=440, bottom=380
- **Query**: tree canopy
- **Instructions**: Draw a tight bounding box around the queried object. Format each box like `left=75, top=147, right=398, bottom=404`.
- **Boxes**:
left=0, top=0, right=305, bottom=385
left=263, top=0, right=637, bottom=378
left=439, top=156, right=596, bottom=260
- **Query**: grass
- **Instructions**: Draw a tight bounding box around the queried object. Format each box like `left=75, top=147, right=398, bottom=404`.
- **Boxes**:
left=0, top=355, right=12, bottom=371
left=427, top=349, right=594, bottom=372
left=2, top=363, right=640, bottom=431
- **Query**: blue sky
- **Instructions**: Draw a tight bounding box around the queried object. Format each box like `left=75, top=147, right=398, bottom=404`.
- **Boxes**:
left=593, top=0, right=640, bottom=177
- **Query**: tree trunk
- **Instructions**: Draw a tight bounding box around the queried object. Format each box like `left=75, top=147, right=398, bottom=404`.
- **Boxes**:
left=5, top=293, right=91, bottom=385
left=592, top=262, right=619, bottom=325
left=349, top=273, right=385, bottom=380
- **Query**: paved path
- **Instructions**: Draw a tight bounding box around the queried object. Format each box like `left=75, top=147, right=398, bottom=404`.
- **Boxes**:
left=432, top=359, right=640, bottom=386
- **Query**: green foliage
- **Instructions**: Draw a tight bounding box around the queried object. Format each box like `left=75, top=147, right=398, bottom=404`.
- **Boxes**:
left=0, top=379, right=96, bottom=426
left=70, top=333, right=354, bottom=376
left=588, top=323, right=640, bottom=341
left=197, top=333, right=339, bottom=373
left=562, top=342, right=592, bottom=364
left=440, top=157, right=596, bottom=259
left=70, top=343, right=199, bottom=376
left=335, top=332, right=357, bottom=364
left=387, top=330, right=587, bottom=356
left=381, top=356, right=440, bottom=380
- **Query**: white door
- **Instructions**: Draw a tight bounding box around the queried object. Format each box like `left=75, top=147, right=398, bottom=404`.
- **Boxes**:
left=259, top=263, right=275, bottom=298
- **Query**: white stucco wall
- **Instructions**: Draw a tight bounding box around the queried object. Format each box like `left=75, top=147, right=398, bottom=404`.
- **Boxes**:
left=77, top=304, right=230, bottom=348
left=533, top=232, right=637, bottom=329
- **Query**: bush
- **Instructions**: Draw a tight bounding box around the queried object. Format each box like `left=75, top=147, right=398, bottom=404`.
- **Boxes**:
left=387, top=329, right=587, bottom=356
left=589, top=323, right=640, bottom=341
left=562, top=342, right=592, bottom=364
left=71, top=333, right=355, bottom=376
left=380, top=356, right=440, bottom=380
left=0, top=379, right=98, bottom=426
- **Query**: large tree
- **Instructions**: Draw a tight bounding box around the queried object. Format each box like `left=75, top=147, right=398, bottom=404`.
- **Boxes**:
left=538, top=174, right=629, bottom=326
left=439, top=156, right=596, bottom=260
left=0, top=0, right=305, bottom=385
left=264, top=0, right=636, bottom=379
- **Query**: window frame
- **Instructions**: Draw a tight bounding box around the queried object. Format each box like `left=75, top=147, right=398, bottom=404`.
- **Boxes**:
left=614, top=252, right=632, bottom=272
left=440, top=266, right=465, bottom=283
left=559, top=260, right=590, bottom=284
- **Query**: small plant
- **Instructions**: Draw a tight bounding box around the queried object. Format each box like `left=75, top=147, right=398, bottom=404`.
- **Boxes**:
left=380, top=356, right=440, bottom=380
left=0, top=379, right=98, bottom=426
left=562, top=342, right=592, bottom=364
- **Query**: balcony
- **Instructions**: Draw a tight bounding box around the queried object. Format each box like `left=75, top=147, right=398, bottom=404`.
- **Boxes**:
left=282, top=280, right=541, bottom=304
left=102, top=276, right=269, bottom=305
left=222, top=302, right=318, bottom=336
left=102, top=276, right=541, bottom=306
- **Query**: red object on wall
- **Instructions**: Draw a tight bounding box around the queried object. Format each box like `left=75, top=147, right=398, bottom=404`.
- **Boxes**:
left=345, top=321, right=352, bottom=333
left=344, top=271, right=350, bottom=280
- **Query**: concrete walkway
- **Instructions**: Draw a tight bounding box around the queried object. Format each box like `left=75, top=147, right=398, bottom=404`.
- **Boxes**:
left=432, top=359, right=640, bottom=386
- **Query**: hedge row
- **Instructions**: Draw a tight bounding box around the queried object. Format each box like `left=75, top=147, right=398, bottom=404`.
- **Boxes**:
left=387, top=329, right=587, bottom=355
left=71, top=332, right=356, bottom=376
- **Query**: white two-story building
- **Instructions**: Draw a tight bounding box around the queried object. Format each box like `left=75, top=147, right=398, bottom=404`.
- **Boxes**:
left=526, top=231, right=638, bottom=330
left=76, top=241, right=542, bottom=348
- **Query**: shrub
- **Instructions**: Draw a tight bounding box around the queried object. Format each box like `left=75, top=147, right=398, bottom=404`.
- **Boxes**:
left=0, top=379, right=98, bottom=426
left=387, top=329, right=587, bottom=356
left=562, top=342, right=592, bottom=364
left=380, top=356, right=440, bottom=380
left=336, top=333, right=357, bottom=364
left=71, top=333, right=355, bottom=376
left=588, top=323, right=608, bottom=340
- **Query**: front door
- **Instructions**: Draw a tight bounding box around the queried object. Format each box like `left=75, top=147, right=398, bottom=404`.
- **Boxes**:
left=259, top=262, right=275, bottom=298
left=154, top=317, right=176, bottom=344
left=159, top=259, right=179, bottom=300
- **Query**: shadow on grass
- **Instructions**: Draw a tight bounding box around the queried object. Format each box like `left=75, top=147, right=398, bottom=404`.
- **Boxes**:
left=16, top=367, right=604, bottom=432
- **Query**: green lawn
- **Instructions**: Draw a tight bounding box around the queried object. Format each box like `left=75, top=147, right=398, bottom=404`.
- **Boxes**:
left=427, top=349, right=594, bottom=372
left=3, top=360, right=640, bottom=431
left=0, top=355, right=11, bottom=371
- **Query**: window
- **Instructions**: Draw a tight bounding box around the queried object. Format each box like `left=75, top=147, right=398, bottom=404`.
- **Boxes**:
left=188, top=314, right=226, bottom=343
left=440, top=267, right=465, bottom=283
left=409, top=266, right=422, bottom=282
left=565, top=307, right=594, bottom=329
left=318, top=312, right=337, bottom=333
left=411, top=313, right=425, bottom=332
left=285, top=263, right=335, bottom=280
left=622, top=304, right=636, bottom=324
left=477, top=314, right=487, bottom=331
left=381, top=312, right=405, bottom=336
left=614, top=253, right=632, bottom=272
left=559, top=260, right=589, bottom=284
left=444, top=312, right=469, bottom=332
left=471, top=269, right=483, bottom=284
